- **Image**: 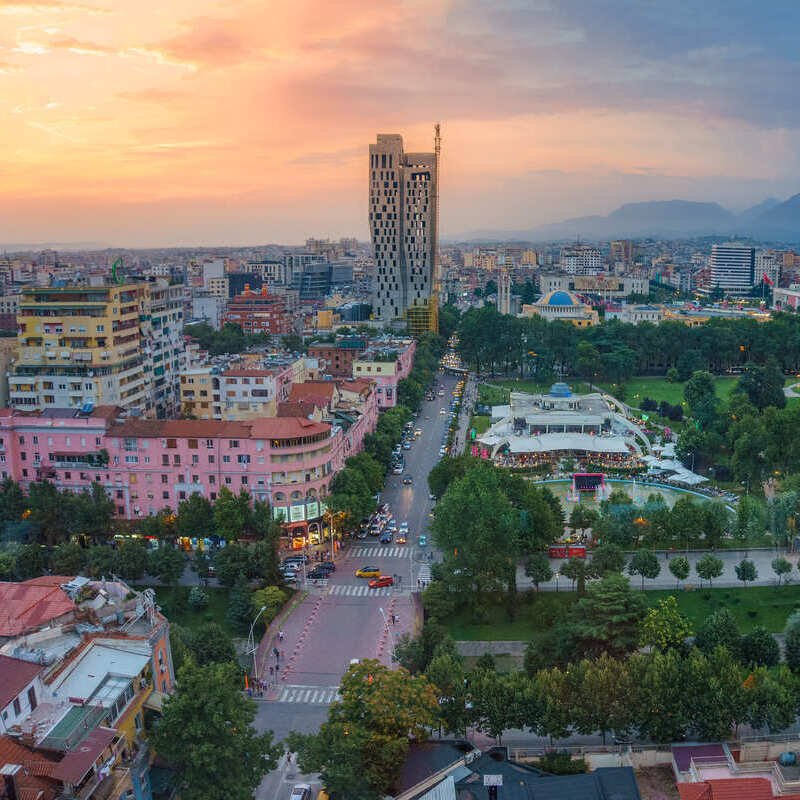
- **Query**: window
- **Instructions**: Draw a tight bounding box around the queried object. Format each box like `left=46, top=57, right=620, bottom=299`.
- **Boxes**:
left=161, top=474, right=168, bottom=484
left=18, top=436, right=24, bottom=445
left=241, top=476, right=248, bottom=485
left=208, top=455, right=215, bottom=464
left=188, top=439, right=198, bottom=449
left=64, top=471, right=70, bottom=479
left=205, top=439, right=214, bottom=449
left=229, top=440, right=239, bottom=449
left=224, top=476, right=232, bottom=485
left=162, top=490, right=169, bottom=499
left=223, top=455, right=231, bottom=464
left=13, top=697, right=21, bottom=716
left=209, top=475, right=215, bottom=484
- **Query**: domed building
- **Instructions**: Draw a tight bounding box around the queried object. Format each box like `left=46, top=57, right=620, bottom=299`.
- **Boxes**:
left=522, top=289, right=598, bottom=327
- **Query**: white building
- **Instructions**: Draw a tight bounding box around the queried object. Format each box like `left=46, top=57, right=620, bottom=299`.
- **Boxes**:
left=369, top=133, right=438, bottom=326
left=605, top=304, right=663, bottom=325
left=559, top=245, right=603, bottom=276
left=756, top=251, right=782, bottom=287
left=709, top=243, right=755, bottom=295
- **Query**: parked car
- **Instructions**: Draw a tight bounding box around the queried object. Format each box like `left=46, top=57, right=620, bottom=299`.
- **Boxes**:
left=290, top=785, right=312, bottom=800
left=368, top=575, right=394, bottom=589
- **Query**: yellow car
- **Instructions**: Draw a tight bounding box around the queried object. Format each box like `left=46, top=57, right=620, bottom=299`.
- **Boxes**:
left=355, top=566, right=381, bottom=578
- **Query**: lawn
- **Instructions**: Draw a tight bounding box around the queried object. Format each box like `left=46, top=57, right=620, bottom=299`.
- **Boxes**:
left=470, top=415, right=491, bottom=435
left=144, top=585, right=236, bottom=636
left=604, top=375, right=740, bottom=407
left=478, top=379, right=593, bottom=407
left=445, top=584, right=800, bottom=642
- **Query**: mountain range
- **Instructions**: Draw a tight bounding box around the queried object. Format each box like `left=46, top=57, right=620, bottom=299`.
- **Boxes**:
left=453, top=194, right=800, bottom=243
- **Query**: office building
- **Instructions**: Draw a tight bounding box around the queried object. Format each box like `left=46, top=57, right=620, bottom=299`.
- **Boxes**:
left=560, top=245, right=603, bottom=276
left=709, top=243, right=755, bottom=295
left=369, top=131, right=439, bottom=333
left=9, top=279, right=185, bottom=417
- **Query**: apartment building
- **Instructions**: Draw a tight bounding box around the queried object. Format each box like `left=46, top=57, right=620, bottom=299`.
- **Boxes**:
left=8, top=280, right=185, bottom=418
left=307, top=337, right=368, bottom=377
left=353, top=338, right=416, bottom=408
left=559, top=245, right=603, bottom=276
left=0, top=576, right=174, bottom=800
left=223, top=286, right=293, bottom=335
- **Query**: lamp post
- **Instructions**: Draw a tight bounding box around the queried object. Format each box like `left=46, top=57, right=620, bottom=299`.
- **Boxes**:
left=247, top=605, right=268, bottom=683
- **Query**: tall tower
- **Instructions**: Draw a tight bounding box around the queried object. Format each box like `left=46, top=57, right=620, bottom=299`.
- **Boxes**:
left=369, top=130, right=439, bottom=334
left=497, top=268, right=511, bottom=315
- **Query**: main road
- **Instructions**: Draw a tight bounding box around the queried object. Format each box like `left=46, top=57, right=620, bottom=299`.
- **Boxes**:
left=254, top=372, right=464, bottom=749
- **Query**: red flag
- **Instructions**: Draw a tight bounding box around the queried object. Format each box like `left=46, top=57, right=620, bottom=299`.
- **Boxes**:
left=763, top=272, right=774, bottom=286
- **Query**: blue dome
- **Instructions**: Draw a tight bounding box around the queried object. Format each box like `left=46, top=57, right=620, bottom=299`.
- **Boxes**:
left=548, top=290, right=575, bottom=306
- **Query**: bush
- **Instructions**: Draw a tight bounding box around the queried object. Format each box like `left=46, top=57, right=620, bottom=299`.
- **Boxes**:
left=536, top=751, right=587, bottom=775
left=188, top=586, right=209, bottom=610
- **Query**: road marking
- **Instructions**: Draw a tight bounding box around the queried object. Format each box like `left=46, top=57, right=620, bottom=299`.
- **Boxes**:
left=328, top=584, right=393, bottom=597
left=276, top=685, right=340, bottom=705
left=351, top=546, right=406, bottom=558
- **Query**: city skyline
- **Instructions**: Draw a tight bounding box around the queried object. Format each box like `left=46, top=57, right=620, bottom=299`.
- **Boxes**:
left=1, top=0, right=799, bottom=246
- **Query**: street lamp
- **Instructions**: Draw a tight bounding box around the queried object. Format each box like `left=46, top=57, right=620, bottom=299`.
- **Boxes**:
left=247, top=605, right=268, bottom=683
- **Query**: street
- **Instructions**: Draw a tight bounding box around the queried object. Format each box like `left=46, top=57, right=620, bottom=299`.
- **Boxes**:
left=254, top=372, right=464, bottom=743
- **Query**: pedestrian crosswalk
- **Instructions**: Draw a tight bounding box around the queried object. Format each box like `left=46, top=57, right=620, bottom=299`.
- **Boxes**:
left=418, top=565, right=432, bottom=586
left=277, top=685, right=340, bottom=705
left=350, top=546, right=408, bottom=558
left=328, top=584, right=394, bottom=597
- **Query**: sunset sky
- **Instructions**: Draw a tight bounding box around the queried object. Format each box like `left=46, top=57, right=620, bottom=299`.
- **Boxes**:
left=2, top=0, right=799, bottom=246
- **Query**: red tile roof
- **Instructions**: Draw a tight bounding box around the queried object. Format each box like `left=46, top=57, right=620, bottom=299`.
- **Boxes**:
left=0, top=581, right=74, bottom=637
left=222, top=369, right=275, bottom=378
left=677, top=778, right=795, bottom=800
left=50, top=727, right=116, bottom=784
left=0, top=735, right=58, bottom=800
left=288, top=382, right=335, bottom=403
left=276, top=402, right=317, bottom=418
left=0, top=655, right=43, bottom=710
left=249, top=417, right=329, bottom=439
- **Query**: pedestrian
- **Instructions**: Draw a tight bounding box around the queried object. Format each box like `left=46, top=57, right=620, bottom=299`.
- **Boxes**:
left=269, top=666, right=274, bottom=677
left=391, top=613, right=396, bottom=625
left=418, top=578, right=421, bottom=587
left=286, top=753, right=292, bottom=765
left=278, top=630, right=285, bottom=642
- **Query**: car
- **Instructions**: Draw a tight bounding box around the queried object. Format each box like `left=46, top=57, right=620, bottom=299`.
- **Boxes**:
left=418, top=534, right=428, bottom=547
left=438, top=389, right=445, bottom=396
left=429, top=492, right=437, bottom=501
left=320, top=561, right=336, bottom=572
left=280, top=570, right=298, bottom=582
left=290, top=785, right=312, bottom=800
left=439, top=408, right=447, bottom=415
left=402, top=441, right=412, bottom=450
left=399, top=521, right=409, bottom=532
left=379, top=531, right=393, bottom=543
left=308, top=567, right=329, bottom=580
left=396, top=533, right=407, bottom=544
left=368, top=575, right=394, bottom=588
left=356, top=530, right=368, bottom=539
left=402, top=476, right=413, bottom=485
left=355, top=566, right=381, bottom=578
left=393, top=465, right=404, bottom=474
left=414, top=428, right=422, bottom=437
left=281, top=561, right=302, bottom=572
left=283, top=554, right=309, bottom=564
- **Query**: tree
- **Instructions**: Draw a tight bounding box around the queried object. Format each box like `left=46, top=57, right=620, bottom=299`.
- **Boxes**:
left=628, top=549, right=661, bottom=589
left=736, top=359, right=787, bottom=410
left=0, top=478, right=25, bottom=524
left=152, top=661, right=280, bottom=800
left=50, top=542, right=86, bottom=575
left=186, top=623, right=236, bottom=666
left=560, top=557, right=591, bottom=595
left=345, top=452, right=385, bottom=496
left=252, top=586, right=286, bottom=624
left=695, top=553, right=724, bottom=587
left=568, top=505, right=598, bottom=535
left=695, top=609, right=741, bottom=655
left=425, top=649, right=471, bottom=736
left=427, top=455, right=481, bottom=501
left=326, top=467, right=376, bottom=530
left=745, top=666, right=798, bottom=732
left=213, top=543, right=253, bottom=587
left=213, top=487, right=252, bottom=541
left=0, top=549, right=16, bottom=580
left=188, top=586, right=208, bottom=610
left=85, top=544, right=116, bottom=578
left=571, top=574, right=647, bottom=658
left=734, top=558, right=758, bottom=587
left=176, top=494, right=215, bottom=539
left=289, top=660, right=439, bottom=798
left=591, top=543, right=626, bottom=576
left=524, top=553, right=552, bottom=591
left=739, top=626, right=780, bottom=667
left=227, top=574, right=254, bottom=633
left=113, top=540, right=148, bottom=581
left=73, top=483, right=115, bottom=541
left=771, top=556, right=792, bottom=586
left=26, top=482, right=71, bottom=546
left=640, top=596, right=692, bottom=651
left=14, top=543, right=44, bottom=579
left=393, top=623, right=453, bottom=674
left=784, top=611, right=800, bottom=672
left=148, top=546, right=185, bottom=586
left=668, top=555, right=690, bottom=588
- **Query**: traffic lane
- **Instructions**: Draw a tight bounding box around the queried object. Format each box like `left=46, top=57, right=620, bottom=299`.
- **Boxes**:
left=338, top=548, right=414, bottom=585
left=255, top=752, right=321, bottom=800
left=254, top=700, right=328, bottom=741
left=282, top=594, right=397, bottom=686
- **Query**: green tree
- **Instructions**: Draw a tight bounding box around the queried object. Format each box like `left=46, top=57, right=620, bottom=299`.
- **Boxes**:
left=213, top=543, right=252, bottom=587
left=148, top=546, right=185, bottom=586
left=73, top=483, right=115, bottom=541
left=745, top=666, right=798, bottom=732
left=684, top=370, right=718, bottom=429
left=591, top=543, right=626, bottom=576
left=15, top=543, right=44, bottom=579
left=571, top=574, right=646, bottom=658
left=736, top=358, right=787, bottom=410
left=695, top=553, right=724, bottom=587
left=640, top=596, right=692, bottom=650
left=50, top=542, right=86, bottom=575
left=771, top=556, right=792, bottom=586
left=326, top=466, right=376, bottom=530
left=213, top=487, right=252, bottom=541
left=734, top=558, right=758, bottom=587
left=393, top=623, right=453, bottom=674
left=668, top=555, right=690, bottom=588
left=227, top=573, right=254, bottom=633
left=427, top=455, right=482, bottom=500
left=85, top=544, right=116, bottom=578
left=0, top=478, right=25, bottom=524
left=26, top=482, right=71, bottom=546
left=695, top=608, right=741, bottom=655
left=252, top=586, right=286, bottom=624
left=784, top=611, right=800, bottom=672
left=560, top=557, right=591, bottom=595
left=186, top=623, right=236, bottom=666
left=152, top=660, right=280, bottom=800
left=113, top=540, right=149, bottom=581
left=426, top=649, right=471, bottom=736
left=345, top=452, right=386, bottom=495
left=188, top=586, right=208, bottom=610
left=628, top=549, right=661, bottom=589
left=290, top=660, right=438, bottom=798
left=177, top=494, right=215, bottom=539
left=631, top=650, right=691, bottom=743
left=0, top=549, right=16, bottom=580
left=140, top=508, right=177, bottom=542
left=524, top=553, right=553, bottom=591
left=739, top=626, right=780, bottom=667
left=568, top=504, right=599, bottom=535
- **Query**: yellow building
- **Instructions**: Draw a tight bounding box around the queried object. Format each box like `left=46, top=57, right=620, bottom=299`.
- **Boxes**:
left=522, top=290, right=598, bottom=327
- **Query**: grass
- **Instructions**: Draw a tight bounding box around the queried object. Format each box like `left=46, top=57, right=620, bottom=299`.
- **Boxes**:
left=145, top=585, right=236, bottom=636
left=470, top=415, right=491, bottom=435
left=478, top=379, right=593, bottom=406
left=603, top=375, right=740, bottom=407
left=445, top=584, right=800, bottom=642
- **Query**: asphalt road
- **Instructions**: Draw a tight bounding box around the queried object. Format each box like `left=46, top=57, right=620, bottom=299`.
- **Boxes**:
left=254, top=372, right=461, bottom=741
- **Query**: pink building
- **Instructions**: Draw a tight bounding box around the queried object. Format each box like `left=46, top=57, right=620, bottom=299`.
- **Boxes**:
left=352, top=338, right=416, bottom=408
left=0, top=407, right=344, bottom=543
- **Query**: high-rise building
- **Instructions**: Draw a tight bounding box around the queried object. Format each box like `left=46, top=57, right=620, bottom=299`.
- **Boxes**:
left=497, top=269, right=511, bottom=315
left=369, top=131, right=439, bottom=333
left=9, top=279, right=185, bottom=417
left=560, top=245, right=603, bottom=276
left=709, top=243, right=755, bottom=295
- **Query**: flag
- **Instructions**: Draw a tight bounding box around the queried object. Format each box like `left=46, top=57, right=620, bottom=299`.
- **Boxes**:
left=763, top=272, right=774, bottom=286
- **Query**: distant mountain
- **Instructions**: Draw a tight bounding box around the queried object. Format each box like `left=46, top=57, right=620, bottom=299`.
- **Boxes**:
left=450, top=195, right=800, bottom=243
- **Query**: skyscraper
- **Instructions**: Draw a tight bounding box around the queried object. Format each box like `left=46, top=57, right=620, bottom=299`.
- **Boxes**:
left=710, top=243, right=755, bottom=295
left=369, top=131, right=439, bottom=334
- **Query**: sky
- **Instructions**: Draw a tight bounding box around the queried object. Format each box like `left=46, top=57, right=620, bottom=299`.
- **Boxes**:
left=1, top=0, right=799, bottom=246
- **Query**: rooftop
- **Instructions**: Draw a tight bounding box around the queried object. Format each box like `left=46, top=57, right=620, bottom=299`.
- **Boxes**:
left=0, top=580, right=74, bottom=638
left=0, top=654, right=43, bottom=710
